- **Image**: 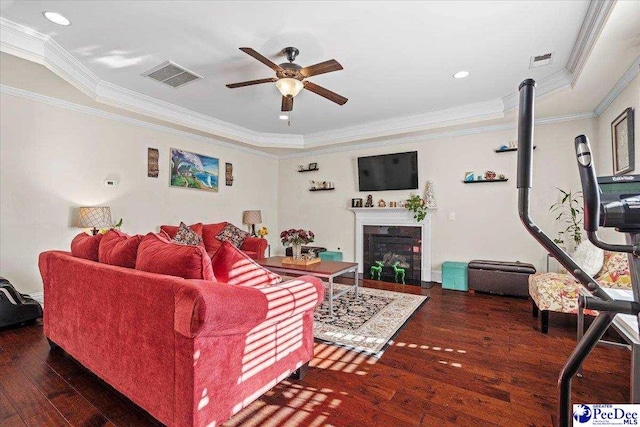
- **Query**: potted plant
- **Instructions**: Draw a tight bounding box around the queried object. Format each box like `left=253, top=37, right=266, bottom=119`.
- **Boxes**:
left=550, top=188, right=583, bottom=251
left=405, top=194, right=429, bottom=222
left=280, top=228, right=314, bottom=260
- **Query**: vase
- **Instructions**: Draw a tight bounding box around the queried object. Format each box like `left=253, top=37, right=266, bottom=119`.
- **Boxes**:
left=291, top=243, right=302, bottom=260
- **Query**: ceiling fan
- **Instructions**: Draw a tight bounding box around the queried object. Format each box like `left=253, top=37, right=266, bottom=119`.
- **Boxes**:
left=226, top=47, right=348, bottom=112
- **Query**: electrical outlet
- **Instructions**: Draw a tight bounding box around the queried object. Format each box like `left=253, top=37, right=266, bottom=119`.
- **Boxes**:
left=449, top=212, right=456, bottom=221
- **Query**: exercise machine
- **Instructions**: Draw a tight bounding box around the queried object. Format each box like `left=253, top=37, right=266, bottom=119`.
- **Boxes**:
left=0, top=276, right=43, bottom=328
left=516, top=79, right=640, bottom=427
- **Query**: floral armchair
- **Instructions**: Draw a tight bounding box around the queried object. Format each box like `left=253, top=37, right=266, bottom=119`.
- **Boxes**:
left=528, top=251, right=631, bottom=333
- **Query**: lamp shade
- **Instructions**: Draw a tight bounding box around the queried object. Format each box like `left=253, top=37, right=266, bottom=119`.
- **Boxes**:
left=78, top=206, right=113, bottom=228
left=276, top=78, right=304, bottom=97
left=242, top=210, right=262, bottom=225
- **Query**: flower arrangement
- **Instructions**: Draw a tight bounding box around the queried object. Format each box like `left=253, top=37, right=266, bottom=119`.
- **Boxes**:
left=257, top=226, right=268, bottom=238
left=280, top=228, right=315, bottom=246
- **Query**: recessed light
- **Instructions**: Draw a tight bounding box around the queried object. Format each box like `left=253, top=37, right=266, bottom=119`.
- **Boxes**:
left=279, top=114, right=289, bottom=120
left=453, top=71, right=470, bottom=79
left=42, top=11, right=71, bottom=26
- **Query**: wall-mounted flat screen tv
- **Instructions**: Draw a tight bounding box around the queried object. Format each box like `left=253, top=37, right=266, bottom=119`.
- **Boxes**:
left=357, top=151, right=418, bottom=191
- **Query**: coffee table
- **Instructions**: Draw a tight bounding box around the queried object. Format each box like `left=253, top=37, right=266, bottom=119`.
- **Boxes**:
left=256, top=256, right=359, bottom=317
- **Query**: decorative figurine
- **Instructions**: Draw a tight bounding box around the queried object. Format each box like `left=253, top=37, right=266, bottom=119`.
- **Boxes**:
left=424, top=181, right=437, bottom=209
left=391, top=261, right=406, bottom=285
left=464, top=171, right=474, bottom=182
left=485, top=171, right=496, bottom=180
left=365, top=195, right=374, bottom=207
left=378, top=199, right=386, bottom=207
left=370, top=261, right=383, bottom=280
left=498, top=174, right=506, bottom=180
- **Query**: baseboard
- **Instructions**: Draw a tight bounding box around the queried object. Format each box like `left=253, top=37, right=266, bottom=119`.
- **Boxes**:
left=30, top=292, right=44, bottom=305
left=431, top=270, right=442, bottom=283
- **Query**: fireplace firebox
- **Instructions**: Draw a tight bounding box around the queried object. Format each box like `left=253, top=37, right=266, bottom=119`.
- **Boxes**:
left=364, top=225, right=421, bottom=285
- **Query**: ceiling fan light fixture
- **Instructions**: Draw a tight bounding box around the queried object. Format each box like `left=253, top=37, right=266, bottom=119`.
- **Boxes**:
left=279, top=114, right=289, bottom=120
left=276, top=78, right=304, bottom=97
left=453, top=71, right=470, bottom=79
left=42, top=11, right=71, bottom=26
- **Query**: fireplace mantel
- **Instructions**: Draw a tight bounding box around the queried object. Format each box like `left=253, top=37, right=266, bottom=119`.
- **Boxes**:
left=349, top=207, right=432, bottom=282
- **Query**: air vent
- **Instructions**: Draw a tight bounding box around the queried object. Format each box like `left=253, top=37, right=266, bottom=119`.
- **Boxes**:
left=141, top=61, right=203, bottom=88
left=529, top=52, right=554, bottom=69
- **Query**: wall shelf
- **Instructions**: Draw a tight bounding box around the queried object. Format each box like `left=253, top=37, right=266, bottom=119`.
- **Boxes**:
left=310, top=188, right=335, bottom=192
left=462, top=178, right=509, bottom=184
left=298, top=168, right=319, bottom=173
left=495, top=146, right=536, bottom=153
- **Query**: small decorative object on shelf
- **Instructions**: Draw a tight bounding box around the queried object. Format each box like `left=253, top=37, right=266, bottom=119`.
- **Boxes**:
left=476, top=175, right=483, bottom=181
left=365, top=195, right=374, bottom=207
left=498, top=174, right=506, bottom=179
left=351, top=198, right=363, bottom=208
left=308, top=163, right=318, bottom=171
left=257, top=226, right=268, bottom=238
left=390, top=201, right=397, bottom=207
left=464, top=171, right=474, bottom=182
left=378, top=199, right=386, bottom=207
left=484, top=171, right=497, bottom=180
left=424, top=181, right=437, bottom=209
left=298, top=165, right=304, bottom=171
left=280, top=228, right=315, bottom=261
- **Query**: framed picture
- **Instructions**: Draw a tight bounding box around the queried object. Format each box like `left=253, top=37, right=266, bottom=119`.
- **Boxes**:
left=611, top=107, right=635, bottom=175
left=225, top=162, right=233, bottom=186
left=170, top=148, right=219, bottom=192
left=308, top=162, right=318, bottom=170
left=147, top=148, right=159, bottom=178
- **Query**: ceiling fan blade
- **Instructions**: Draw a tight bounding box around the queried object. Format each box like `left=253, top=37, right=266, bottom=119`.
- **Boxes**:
left=300, top=59, right=343, bottom=77
left=226, top=78, right=277, bottom=88
left=303, top=81, right=348, bottom=105
left=281, top=96, right=293, bottom=112
left=239, top=47, right=284, bottom=72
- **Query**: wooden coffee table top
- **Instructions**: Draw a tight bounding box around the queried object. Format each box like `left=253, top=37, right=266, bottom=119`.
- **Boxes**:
left=256, top=256, right=357, bottom=275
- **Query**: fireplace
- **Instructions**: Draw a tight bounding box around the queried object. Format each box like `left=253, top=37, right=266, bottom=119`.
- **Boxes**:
left=351, top=207, right=432, bottom=285
left=364, top=226, right=421, bottom=285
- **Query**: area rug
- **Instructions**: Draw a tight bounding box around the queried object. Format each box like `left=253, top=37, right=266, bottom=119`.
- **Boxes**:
left=312, top=283, right=428, bottom=355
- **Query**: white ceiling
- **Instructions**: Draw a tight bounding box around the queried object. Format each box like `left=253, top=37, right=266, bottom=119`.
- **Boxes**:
left=0, top=0, right=637, bottom=154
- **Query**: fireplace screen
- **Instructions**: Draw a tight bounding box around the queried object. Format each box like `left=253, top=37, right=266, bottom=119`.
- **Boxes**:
left=363, top=226, right=421, bottom=285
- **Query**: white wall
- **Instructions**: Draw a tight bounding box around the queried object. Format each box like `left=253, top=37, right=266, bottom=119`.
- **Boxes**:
left=0, top=94, right=279, bottom=293
left=595, top=74, right=640, bottom=175
left=278, top=118, right=597, bottom=276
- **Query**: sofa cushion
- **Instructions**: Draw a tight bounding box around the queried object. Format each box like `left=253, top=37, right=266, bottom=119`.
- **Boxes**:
left=172, top=222, right=204, bottom=246
left=216, top=223, right=250, bottom=248
left=211, top=241, right=281, bottom=288
left=572, top=241, right=604, bottom=277
left=135, top=233, right=214, bottom=280
left=71, top=232, right=104, bottom=261
left=98, top=230, right=143, bottom=268
left=160, top=222, right=204, bottom=247
left=202, top=222, right=227, bottom=253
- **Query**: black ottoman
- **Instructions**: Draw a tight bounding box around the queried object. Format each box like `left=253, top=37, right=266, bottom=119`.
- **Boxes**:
left=468, top=260, right=536, bottom=297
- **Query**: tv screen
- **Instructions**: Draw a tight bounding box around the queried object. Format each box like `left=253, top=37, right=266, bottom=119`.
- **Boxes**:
left=358, top=151, right=419, bottom=191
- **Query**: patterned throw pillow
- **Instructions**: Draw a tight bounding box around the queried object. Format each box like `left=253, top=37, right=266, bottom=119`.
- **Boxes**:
left=216, top=223, right=250, bottom=248
left=172, top=222, right=203, bottom=246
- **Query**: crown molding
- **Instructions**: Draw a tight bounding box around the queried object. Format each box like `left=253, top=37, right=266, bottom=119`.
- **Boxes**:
left=0, top=12, right=606, bottom=151
left=304, top=98, right=506, bottom=147
left=594, top=56, right=640, bottom=116
left=0, top=84, right=279, bottom=159
left=279, top=112, right=597, bottom=159
left=566, top=0, right=617, bottom=85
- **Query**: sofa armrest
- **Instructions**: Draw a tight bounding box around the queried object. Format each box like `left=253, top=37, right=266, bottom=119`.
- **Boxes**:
left=240, top=237, right=267, bottom=258
left=175, top=275, right=324, bottom=338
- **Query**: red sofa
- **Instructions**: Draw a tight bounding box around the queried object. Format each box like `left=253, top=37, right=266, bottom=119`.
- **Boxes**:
left=39, top=250, right=324, bottom=426
left=161, top=222, right=268, bottom=259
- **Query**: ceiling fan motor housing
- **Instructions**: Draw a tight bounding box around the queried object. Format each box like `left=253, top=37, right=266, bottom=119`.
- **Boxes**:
left=277, top=62, right=303, bottom=80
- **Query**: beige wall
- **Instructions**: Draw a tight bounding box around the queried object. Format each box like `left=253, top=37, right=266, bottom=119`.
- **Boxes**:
left=278, top=118, right=597, bottom=276
left=0, top=94, right=279, bottom=294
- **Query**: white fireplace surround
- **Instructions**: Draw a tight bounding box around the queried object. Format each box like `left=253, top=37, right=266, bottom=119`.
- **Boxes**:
left=350, top=207, right=432, bottom=282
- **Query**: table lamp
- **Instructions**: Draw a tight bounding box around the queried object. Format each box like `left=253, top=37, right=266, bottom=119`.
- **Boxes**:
left=242, top=210, right=262, bottom=236
left=78, top=206, right=113, bottom=235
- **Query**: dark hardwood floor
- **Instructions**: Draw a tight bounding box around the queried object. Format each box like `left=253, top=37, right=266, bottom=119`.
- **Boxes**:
left=0, top=281, right=631, bottom=426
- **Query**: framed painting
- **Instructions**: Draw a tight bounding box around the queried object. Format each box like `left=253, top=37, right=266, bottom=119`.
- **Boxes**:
left=611, top=107, right=635, bottom=175
left=170, top=148, right=219, bottom=192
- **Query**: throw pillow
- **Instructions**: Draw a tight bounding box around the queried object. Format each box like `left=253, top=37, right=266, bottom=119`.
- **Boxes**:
left=172, top=222, right=203, bottom=246
left=571, top=241, right=604, bottom=277
left=135, top=233, right=214, bottom=280
left=70, top=233, right=104, bottom=261
left=211, top=241, right=281, bottom=288
left=216, top=223, right=250, bottom=248
left=160, top=222, right=204, bottom=247
left=98, top=230, right=143, bottom=268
